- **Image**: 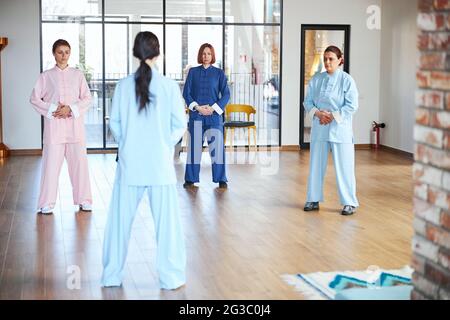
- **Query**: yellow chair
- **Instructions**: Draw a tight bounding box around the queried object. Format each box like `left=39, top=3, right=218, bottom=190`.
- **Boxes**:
left=224, top=104, right=257, bottom=149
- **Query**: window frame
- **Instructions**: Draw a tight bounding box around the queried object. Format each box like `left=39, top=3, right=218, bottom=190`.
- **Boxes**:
left=39, top=0, right=283, bottom=149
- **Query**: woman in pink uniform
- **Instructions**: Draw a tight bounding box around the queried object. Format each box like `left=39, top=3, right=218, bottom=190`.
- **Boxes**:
left=30, top=39, right=93, bottom=215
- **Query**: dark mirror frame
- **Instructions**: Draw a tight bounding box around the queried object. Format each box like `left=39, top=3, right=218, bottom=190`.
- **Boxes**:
left=299, top=24, right=351, bottom=149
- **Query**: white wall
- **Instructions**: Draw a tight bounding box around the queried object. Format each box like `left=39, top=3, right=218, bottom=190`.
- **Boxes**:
left=379, top=0, right=417, bottom=153
left=282, top=0, right=382, bottom=145
left=0, top=0, right=41, bottom=149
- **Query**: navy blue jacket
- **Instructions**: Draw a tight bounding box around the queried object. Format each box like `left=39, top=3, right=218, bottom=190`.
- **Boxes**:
left=183, top=65, right=230, bottom=126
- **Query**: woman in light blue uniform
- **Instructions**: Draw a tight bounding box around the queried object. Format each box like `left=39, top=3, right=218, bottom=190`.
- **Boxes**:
left=183, top=43, right=230, bottom=189
left=102, top=32, right=187, bottom=289
left=303, top=46, right=359, bottom=216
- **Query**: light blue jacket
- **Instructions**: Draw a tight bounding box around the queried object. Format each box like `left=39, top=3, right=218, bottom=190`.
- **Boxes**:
left=303, top=69, right=359, bottom=143
left=110, top=67, right=186, bottom=186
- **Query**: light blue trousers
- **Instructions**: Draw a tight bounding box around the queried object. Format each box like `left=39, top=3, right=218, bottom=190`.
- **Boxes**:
left=306, top=141, right=359, bottom=207
left=101, top=169, right=186, bottom=289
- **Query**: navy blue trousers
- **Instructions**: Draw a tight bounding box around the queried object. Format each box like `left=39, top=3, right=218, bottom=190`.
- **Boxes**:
left=184, top=120, right=227, bottom=183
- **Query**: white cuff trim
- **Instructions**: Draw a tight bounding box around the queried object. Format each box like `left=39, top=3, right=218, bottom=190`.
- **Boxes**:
left=211, top=103, right=223, bottom=115
left=47, top=103, right=58, bottom=119
left=332, top=111, right=342, bottom=124
left=189, top=101, right=199, bottom=111
left=308, top=107, right=319, bottom=122
left=70, top=104, right=80, bottom=118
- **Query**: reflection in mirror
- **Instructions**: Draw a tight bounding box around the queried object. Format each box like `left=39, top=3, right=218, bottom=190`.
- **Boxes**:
left=302, top=28, right=347, bottom=145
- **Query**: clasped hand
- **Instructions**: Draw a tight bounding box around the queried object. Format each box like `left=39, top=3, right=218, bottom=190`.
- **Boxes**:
left=52, top=102, right=72, bottom=119
left=195, top=105, right=215, bottom=116
left=315, top=110, right=334, bottom=125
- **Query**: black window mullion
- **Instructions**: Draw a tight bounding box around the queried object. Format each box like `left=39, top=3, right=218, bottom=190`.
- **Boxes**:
left=163, top=0, right=166, bottom=75
left=277, top=0, right=284, bottom=147
left=222, top=0, right=225, bottom=71
left=39, top=0, right=44, bottom=149
left=102, top=0, right=106, bottom=149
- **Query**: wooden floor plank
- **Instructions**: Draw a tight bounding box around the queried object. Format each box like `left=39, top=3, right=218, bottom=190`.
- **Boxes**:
left=0, top=149, right=414, bottom=299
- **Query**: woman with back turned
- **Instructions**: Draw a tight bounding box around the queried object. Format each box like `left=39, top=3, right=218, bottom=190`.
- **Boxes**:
left=101, top=31, right=187, bottom=289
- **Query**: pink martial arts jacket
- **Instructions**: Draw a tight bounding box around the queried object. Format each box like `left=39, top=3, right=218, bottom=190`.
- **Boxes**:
left=30, top=65, right=92, bottom=145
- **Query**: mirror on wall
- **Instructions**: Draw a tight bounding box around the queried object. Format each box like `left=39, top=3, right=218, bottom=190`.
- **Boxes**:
left=299, top=25, right=350, bottom=148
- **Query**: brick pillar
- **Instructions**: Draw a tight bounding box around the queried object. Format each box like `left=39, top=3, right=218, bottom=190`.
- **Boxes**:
left=412, top=0, right=450, bottom=300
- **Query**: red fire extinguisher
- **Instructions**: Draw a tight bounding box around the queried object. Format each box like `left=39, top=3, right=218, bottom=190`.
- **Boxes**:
left=372, top=121, right=385, bottom=149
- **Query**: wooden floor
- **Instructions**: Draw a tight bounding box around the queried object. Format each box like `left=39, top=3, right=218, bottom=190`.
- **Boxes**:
left=0, top=149, right=414, bottom=299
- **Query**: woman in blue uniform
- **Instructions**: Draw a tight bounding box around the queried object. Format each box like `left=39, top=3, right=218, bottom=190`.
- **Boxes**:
left=102, top=32, right=187, bottom=289
left=303, top=46, right=359, bottom=216
left=183, top=43, right=230, bottom=189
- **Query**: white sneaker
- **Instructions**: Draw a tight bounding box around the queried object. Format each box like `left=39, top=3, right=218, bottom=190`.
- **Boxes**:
left=38, top=206, right=54, bottom=215
left=79, top=203, right=92, bottom=212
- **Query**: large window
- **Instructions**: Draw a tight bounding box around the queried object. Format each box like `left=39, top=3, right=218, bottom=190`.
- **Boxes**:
left=41, top=0, right=282, bottom=149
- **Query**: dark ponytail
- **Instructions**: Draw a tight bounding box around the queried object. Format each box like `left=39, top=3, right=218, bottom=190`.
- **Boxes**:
left=135, top=61, right=152, bottom=111
left=132, top=31, right=160, bottom=111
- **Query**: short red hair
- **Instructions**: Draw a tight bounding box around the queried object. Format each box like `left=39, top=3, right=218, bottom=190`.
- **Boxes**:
left=197, top=43, right=216, bottom=64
